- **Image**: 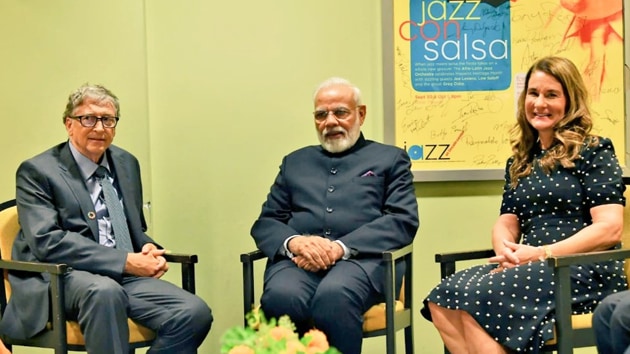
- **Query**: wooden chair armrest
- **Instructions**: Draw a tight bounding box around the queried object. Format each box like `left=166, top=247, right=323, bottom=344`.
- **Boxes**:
left=382, top=244, right=414, bottom=299
left=163, top=252, right=198, bottom=264
left=381, top=243, right=414, bottom=336
left=546, top=248, right=630, bottom=268
left=546, top=248, right=630, bottom=351
left=163, top=252, right=197, bottom=294
left=383, top=243, right=413, bottom=262
left=0, top=259, right=68, bottom=339
left=435, top=249, right=495, bottom=263
left=435, top=248, right=495, bottom=279
left=0, top=259, right=70, bottom=275
left=240, top=249, right=266, bottom=264
left=240, top=250, right=268, bottom=325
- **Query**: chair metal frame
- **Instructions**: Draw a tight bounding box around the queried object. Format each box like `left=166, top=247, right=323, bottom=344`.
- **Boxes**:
left=0, top=199, right=199, bottom=354
left=241, top=243, right=414, bottom=354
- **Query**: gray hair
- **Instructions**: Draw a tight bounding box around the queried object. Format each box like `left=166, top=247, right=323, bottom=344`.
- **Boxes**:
left=62, top=84, right=120, bottom=123
left=313, top=77, right=362, bottom=106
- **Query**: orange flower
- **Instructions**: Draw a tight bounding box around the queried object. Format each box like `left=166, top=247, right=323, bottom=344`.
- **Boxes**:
left=270, top=325, right=296, bottom=341
left=283, top=338, right=307, bottom=354
left=303, top=329, right=330, bottom=353
left=227, top=344, right=254, bottom=354
left=221, top=311, right=340, bottom=354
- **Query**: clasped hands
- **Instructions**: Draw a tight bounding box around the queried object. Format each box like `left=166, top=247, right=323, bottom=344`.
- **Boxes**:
left=488, top=239, right=545, bottom=274
left=124, top=243, right=169, bottom=278
left=287, top=235, right=345, bottom=272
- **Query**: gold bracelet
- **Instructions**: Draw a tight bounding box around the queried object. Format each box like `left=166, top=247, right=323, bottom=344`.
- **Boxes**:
left=538, top=245, right=552, bottom=261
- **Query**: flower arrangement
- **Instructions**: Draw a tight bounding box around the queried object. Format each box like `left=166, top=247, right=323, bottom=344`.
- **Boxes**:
left=221, top=310, right=342, bottom=354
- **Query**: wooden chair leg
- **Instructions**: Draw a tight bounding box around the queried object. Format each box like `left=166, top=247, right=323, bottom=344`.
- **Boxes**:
left=404, top=325, right=413, bottom=354
left=386, top=326, right=395, bottom=354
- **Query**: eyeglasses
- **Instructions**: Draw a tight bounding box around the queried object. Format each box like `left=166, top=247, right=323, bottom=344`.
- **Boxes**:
left=69, top=115, right=119, bottom=128
left=313, top=107, right=356, bottom=121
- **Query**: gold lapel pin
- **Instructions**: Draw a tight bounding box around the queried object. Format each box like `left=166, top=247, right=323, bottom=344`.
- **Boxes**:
left=88, top=211, right=96, bottom=220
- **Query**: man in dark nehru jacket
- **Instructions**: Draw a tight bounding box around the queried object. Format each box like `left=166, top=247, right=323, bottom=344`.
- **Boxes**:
left=251, top=77, right=419, bottom=354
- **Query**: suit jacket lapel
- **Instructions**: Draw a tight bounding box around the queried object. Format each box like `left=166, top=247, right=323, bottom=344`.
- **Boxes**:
left=107, top=148, right=141, bottom=243
left=58, top=144, right=100, bottom=241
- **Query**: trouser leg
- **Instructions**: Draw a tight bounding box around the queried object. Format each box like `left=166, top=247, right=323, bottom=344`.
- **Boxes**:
left=311, top=261, right=379, bottom=354
left=593, top=290, right=630, bottom=354
left=123, top=276, right=212, bottom=354
left=260, top=260, right=320, bottom=333
left=64, top=270, right=130, bottom=354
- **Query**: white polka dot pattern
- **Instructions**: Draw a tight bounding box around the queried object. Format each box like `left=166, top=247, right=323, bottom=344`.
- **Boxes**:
left=423, top=137, right=627, bottom=352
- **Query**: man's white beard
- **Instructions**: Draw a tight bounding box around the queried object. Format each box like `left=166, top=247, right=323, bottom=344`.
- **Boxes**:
left=319, top=122, right=360, bottom=153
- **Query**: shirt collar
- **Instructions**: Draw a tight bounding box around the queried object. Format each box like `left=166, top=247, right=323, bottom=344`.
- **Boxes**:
left=67, top=140, right=110, bottom=181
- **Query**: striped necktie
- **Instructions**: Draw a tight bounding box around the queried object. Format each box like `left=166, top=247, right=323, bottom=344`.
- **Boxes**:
left=94, top=166, right=134, bottom=252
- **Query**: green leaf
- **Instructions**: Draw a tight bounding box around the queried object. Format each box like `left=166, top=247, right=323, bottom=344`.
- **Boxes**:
left=221, top=309, right=341, bottom=354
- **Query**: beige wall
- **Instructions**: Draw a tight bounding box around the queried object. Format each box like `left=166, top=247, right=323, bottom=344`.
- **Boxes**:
left=0, top=1, right=611, bottom=353
left=0, top=0, right=152, bottom=208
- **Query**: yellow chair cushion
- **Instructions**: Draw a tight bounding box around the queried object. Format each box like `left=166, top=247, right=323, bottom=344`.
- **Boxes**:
left=65, top=319, right=156, bottom=345
left=362, top=300, right=405, bottom=332
left=2, top=205, right=156, bottom=346
left=0, top=206, right=19, bottom=300
left=571, top=313, right=594, bottom=330
left=252, top=300, right=406, bottom=333
left=544, top=313, right=592, bottom=345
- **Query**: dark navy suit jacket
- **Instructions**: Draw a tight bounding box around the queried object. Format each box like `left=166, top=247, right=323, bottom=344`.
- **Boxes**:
left=0, top=142, right=156, bottom=339
left=251, top=134, right=419, bottom=294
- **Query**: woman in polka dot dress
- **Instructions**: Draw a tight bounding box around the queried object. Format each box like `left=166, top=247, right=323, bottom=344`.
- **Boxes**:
left=421, top=56, right=627, bottom=353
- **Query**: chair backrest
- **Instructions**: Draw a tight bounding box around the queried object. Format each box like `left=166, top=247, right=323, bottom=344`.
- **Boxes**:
left=0, top=201, right=19, bottom=300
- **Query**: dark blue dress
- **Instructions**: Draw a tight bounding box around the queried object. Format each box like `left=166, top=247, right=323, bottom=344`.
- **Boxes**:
left=422, top=137, right=627, bottom=352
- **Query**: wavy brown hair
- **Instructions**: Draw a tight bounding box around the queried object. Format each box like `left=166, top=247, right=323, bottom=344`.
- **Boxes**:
left=508, top=56, right=596, bottom=188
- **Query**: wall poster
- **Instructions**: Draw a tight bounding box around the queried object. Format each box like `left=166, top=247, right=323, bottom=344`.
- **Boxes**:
left=382, top=0, right=625, bottom=181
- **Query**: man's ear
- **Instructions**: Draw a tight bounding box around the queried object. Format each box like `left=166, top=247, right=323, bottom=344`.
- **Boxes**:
left=64, top=117, right=73, bottom=133
left=358, top=105, right=366, bottom=124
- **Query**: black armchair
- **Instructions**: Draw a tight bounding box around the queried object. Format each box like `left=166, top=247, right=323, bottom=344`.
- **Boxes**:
left=241, top=243, right=415, bottom=354
left=0, top=199, right=199, bottom=354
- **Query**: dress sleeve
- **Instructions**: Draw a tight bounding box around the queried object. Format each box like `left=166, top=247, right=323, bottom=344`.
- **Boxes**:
left=577, top=137, right=626, bottom=208
left=500, top=157, right=517, bottom=215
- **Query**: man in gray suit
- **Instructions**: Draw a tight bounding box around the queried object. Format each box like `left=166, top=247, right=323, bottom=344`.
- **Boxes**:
left=251, top=77, right=419, bottom=354
left=0, top=84, right=212, bottom=353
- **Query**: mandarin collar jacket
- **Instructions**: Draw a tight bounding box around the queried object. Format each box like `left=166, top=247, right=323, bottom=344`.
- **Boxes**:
left=251, top=134, right=419, bottom=293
